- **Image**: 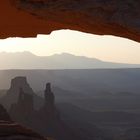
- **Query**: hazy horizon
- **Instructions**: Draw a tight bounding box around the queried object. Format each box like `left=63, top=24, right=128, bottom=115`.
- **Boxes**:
left=0, top=51, right=139, bottom=65
left=0, top=30, right=140, bottom=64
left=0, top=51, right=140, bottom=69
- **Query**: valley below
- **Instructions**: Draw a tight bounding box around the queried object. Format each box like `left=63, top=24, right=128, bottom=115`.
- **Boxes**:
left=0, top=69, right=140, bottom=139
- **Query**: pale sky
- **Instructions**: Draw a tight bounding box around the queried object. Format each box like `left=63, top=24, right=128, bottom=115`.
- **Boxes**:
left=0, top=29, right=140, bottom=64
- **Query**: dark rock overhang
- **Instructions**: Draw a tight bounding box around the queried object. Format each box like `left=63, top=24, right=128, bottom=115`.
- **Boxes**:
left=0, top=0, right=140, bottom=42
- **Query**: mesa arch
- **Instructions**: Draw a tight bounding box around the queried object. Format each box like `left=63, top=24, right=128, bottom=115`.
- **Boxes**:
left=0, top=0, right=140, bottom=42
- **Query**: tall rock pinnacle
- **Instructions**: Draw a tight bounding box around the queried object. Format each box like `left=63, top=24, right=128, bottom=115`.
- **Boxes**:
left=44, top=83, right=55, bottom=108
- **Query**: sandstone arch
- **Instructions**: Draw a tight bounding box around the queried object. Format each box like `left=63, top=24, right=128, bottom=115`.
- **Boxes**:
left=0, top=0, right=140, bottom=42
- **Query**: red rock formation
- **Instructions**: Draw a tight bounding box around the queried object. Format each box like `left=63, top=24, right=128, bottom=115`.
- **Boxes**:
left=0, top=0, right=139, bottom=42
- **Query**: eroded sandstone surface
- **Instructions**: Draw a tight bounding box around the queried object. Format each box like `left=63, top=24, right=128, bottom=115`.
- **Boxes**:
left=0, top=0, right=139, bottom=42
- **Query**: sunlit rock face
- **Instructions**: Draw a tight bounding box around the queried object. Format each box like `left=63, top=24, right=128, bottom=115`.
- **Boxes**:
left=0, top=0, right=139, bottom=42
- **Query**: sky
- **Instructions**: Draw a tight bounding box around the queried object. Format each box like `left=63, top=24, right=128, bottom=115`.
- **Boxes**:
left=0, top=29, right=140, bottom=64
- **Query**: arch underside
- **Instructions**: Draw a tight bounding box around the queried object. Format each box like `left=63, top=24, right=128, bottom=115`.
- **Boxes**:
left=0, top=0, right=139, bottom=42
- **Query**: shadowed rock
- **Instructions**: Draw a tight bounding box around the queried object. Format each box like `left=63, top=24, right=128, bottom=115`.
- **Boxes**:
left=8, top=78, right=80, bottom=140
left=8, top=77, right=34, bottom=96
left=0, top=104, right=47, bottom=140
left=0, top=121, right=47, bottom=140
left=44, top=83, right=55, bottom=109
left=0, top=76, right=43, bottom=109
left=9, top=87, right=34, bottom=123
left=37, top=83, right=62, bottom=138
left=0, top=1, right=139, bottom=42
left=0, top=104, right=11, bottom=121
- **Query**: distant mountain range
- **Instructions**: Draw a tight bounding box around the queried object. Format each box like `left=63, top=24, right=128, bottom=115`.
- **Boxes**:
left=0, top=51, right=140, bottom=69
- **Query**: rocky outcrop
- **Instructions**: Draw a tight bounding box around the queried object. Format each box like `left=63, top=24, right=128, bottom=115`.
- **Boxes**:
left=0, top=0, right=139, bottom=42
left=9, top=87, right=34, bottom=123
left=9, top=82, right=59, bottom=130
left=0, top=104, right=11, bottom=121
left=37, top=83, right=61, bottom=138
left=44, top=83, right=55, bottom=109
left=6, top=77, right=83, bottom=140
left=0, top=76, right=43, bottom=109
left=0, top=104, right=46, bottom=140
left=0, top=121, right=47, bottom=140
left=5, top=77, right=66, bottom=139
left=7, top=76, right=34, bottom=96
left=1, top=76, right=108, bottom=140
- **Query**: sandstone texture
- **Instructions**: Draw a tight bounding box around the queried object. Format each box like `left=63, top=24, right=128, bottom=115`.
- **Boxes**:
left=0, top=0, right=139, bottom=42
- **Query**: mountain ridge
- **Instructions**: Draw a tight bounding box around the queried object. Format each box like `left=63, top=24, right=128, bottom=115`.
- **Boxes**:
left=0, top=51, right=140, bottom=69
